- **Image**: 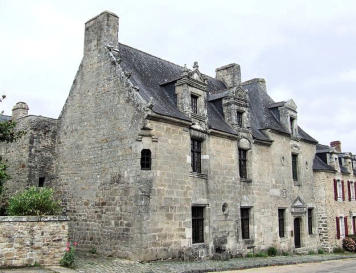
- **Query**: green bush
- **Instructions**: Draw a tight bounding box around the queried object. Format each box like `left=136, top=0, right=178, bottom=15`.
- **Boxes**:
left=246, top=252, right=254, bottom=258
left=7, top=187, right=61, bottom=216
left=347, top=234, right=356, bottom=244
left=281, top=251, right=289, bottom=256
left=267, top=247, right=277, bottom=257
left=255, top=252, right=268, bottom=258
left=318, top=248, right=324, bottom=254
left=308, top=250, right=316, bottom=255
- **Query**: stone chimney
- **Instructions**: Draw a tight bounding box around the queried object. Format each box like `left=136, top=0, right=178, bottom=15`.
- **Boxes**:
left=241, top=78, right=267, bottom=93
left=84, top=11, right=119, bottom=54
left=215, top=63, right=241, bottom=88
left=12, top=102, right=29, bottom=121
left=330, top=141, right=342, bottom=153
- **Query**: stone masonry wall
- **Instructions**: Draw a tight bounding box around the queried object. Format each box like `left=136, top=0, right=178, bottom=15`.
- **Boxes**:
left=0, top=216, right=69, bottom=267
left=54, top=12, right=148, bottom=259
left=314, top=170, right=356, bottom=251
left=1, top=116, right=57, bottom=195
left=245, top=131, right=319, bottom=253
left=139, top=120, right=240, bottom=261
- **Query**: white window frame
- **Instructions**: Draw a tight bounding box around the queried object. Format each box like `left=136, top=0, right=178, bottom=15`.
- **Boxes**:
left=337, top=180, right=343, bottom=201
left=351, top=181, right=355, bottom=200
left=340, top=216, right=345, bottom=238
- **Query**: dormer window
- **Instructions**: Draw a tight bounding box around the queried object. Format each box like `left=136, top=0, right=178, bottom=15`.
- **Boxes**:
left=191, top=95, right=198, bottom=114
left=237, top=111, right=243, bottom=127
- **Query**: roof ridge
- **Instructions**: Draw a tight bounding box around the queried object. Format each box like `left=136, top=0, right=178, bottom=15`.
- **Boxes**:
left=119, top=43, right=221, bottom=83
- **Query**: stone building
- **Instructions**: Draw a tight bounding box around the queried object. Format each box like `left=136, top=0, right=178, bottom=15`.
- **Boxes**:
left=1, top=11, right=343, bottom=260
left=313, top=141, right=356, bottom=251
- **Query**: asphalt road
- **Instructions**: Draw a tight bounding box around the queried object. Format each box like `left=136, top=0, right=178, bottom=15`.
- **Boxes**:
left=214, top=258, right=356, bottom=273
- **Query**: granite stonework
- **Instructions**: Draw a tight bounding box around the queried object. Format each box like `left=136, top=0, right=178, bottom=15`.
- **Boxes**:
left=314, top=144, right=356, bottom=252
left=0, top=216, right=69, bottom=267
left=2, top=11, right=356, bottom=262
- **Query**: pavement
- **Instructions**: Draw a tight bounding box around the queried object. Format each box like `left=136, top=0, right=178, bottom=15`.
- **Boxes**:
left=0, top=253, right=356, bottom=273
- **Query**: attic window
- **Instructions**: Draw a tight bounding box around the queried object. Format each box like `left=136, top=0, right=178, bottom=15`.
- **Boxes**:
left=191, top=95, right=198, bottom=114
left=289, top=116, right=296, bottom=135
left=237, top=111, right=243, bottom=127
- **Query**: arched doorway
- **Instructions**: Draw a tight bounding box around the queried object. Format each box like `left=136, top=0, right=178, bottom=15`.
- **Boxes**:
left=294, top=218, right=301, bottom=248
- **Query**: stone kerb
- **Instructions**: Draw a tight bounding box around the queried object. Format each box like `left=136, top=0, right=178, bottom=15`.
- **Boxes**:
left=0, top=216, right=69, bottom=268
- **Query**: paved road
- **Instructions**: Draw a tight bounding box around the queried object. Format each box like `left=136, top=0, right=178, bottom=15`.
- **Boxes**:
left=215, top=258, right=356, bottom=273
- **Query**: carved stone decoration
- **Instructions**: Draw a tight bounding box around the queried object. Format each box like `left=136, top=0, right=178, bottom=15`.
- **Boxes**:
left=291, top=196, right=307, bottom=215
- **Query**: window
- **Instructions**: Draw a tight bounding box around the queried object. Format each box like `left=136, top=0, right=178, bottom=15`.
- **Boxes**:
left=349, top=181, right=355, bottom=201
left=308, top=208, right=313, bottom=235
left=140, top=149, right=151, bottom=170
left=191, top=139, right=202, bottom=173
left=334, top=179, right=345, bottom=201
left=192, top=206, right=204, bottom=243
left=241, top=208, right=250, bottom=239
left=340, top=217, right=345, bottom=238
left=353, top=216, right=356, bottom=235
left=289, top=116, right=295, bottom=134
left=278, top=209, right=285, bottom=238
left=38, top=177, right=45, bottom=187
left=292, top=154, right=298, bottom=181
left=191, top=95, right=198, bottom=114
left=239, top=149, right=247, bottom=179
left=237, top=111, right=243, bottom=127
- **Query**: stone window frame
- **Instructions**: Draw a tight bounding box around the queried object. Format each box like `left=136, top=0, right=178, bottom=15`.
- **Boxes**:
left=238, top=138, right=252, bottom=183
left=192, top=206, right=205, bottom=244
left=236, top=110, right=243, bottom=128
left=339, top=216, right=346, bottom=238
left=191, top=94, right=198, bottom=115
left=241, top=207, right=251, bottom=240
left=349, top=181, right=355, bottom=201
left=278, top=208, right=286, bottom=238
left=335, top=179, right=344, bottom=201
left=291, top=153, right=298, bottom=182
left=308, top=208, right=314, bottom=235
left=191, top=138, right=202, bottom=173
left=140, top=149, right=152, bottom=170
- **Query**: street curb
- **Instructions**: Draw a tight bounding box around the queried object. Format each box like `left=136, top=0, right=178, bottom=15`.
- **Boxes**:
left=181, top=256, right=356, bottom=273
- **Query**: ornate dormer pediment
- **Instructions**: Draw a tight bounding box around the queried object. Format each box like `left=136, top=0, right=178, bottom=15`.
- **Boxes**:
left=187, top=62, right=207, bottom=84
left=285, top=99, right=297, bottom=111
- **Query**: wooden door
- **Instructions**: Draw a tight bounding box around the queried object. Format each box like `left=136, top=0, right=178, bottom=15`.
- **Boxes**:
left=294, top=218, right=301, bottom=248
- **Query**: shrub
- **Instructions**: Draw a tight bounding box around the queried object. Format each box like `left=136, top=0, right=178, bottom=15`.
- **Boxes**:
left=7, top=187, right=61, bottom=216
left=318, top=248, right=324, bottom=254
left=60, top=242, right=77, bottom=268
left=343, top=237, right=356, bottom=252
left=267, top=247, right=277, bottom=257
left=246, top=252, right=254, bottom=258
left=347, top=234, right=356, bottom=244
left=89, top=247, right=97, bottom=254
left=333, top=246, right=345, bottom=253
left=308, top=250, right=316, bottom=255
left=281, top=251, right=289, bottom=256
left=255, top=252, right=268, bottom=258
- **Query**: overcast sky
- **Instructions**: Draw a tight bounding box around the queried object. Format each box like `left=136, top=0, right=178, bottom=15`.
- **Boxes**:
left=1, top=0, right=356, bottom=152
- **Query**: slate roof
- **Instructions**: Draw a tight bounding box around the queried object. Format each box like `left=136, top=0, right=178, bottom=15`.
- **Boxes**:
left=0, top=115, right=11, bottom=122
left=313, top=156, right=335, bottom=172
left=118, top=43, right=317, bottom=143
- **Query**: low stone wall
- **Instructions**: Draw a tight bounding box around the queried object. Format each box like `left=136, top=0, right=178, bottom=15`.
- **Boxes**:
left=0, top=216, right=69, bottom=267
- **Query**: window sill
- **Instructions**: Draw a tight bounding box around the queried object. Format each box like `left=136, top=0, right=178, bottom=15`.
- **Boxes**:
left=243, top=239, right=255, bottom=245
left=240, top=178, right=252, bottom=183
left=279, top=237, right=289, bottom=242
left=189, top=172, right=208, bottom=180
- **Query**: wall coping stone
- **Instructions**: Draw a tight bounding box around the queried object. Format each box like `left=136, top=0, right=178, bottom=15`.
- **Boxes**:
left=0, top=215, right=70, bottom=222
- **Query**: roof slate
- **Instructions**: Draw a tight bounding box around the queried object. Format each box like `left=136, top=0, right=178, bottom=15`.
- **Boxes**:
left=313, top=156, right=335, bottom=172
left=118, top=43, right=317, bottom=143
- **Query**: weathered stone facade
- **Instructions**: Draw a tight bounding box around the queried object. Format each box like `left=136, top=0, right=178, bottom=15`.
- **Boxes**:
left=2, top=10, right=355, bottom=261
left=0, top=216, right=69, bottom=267
left=314, top=143, right=356, bottom=252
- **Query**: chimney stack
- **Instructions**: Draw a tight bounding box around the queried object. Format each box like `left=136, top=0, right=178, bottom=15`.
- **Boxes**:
left=12, top=102, right=29, bottom=121
left=330, top=141, right=342, bottom=153
left=84, top=11, right=119, bottom=54
left=215, top=63, right=241, bottom=88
